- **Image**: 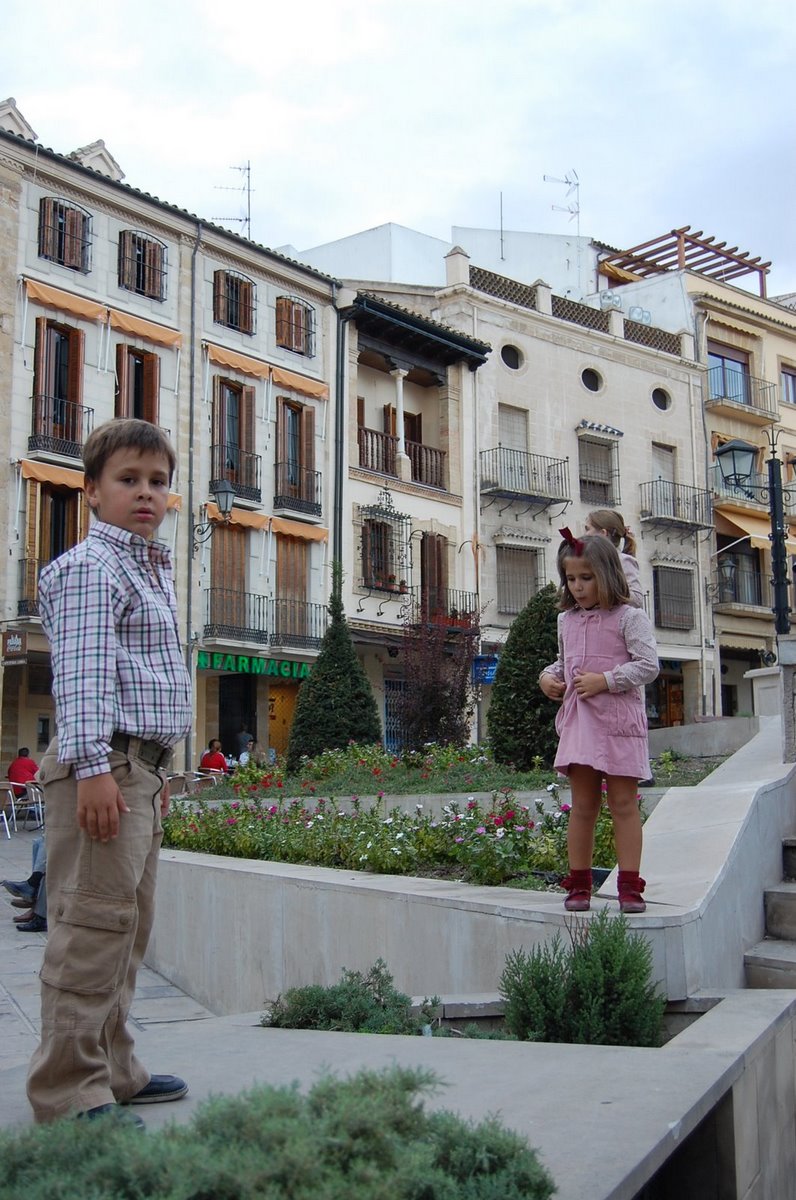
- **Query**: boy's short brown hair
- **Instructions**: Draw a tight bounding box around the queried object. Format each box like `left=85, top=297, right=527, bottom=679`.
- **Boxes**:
left=82, top=419, right=176, bottom=483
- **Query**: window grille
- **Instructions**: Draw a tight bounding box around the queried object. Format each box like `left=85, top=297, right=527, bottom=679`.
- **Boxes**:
left=358, top=490, right=410, bottom=589
left=213, top=270, right=256, bottom=334
left=496, top=546, right=540, bottom=614
left=653, top=567, right=695, bottom=630
left=578, top=437, right=620, bottom=505
left=276, top=295, right=315, bottom=356
left=118, top=230, right=167, bottom=301
left=38, top=197, right=92, bottom=272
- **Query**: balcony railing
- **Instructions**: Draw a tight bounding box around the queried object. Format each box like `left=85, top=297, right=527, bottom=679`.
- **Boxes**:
left=707, top=365, right=778, bottom=418
left=211, top=443, right=262, bottom=503
left=405, top=587, right=479, bottom=629
left=357, top=428, right=447, bottom=489
left=480, top=448, right=569, bottom=502
left=204, top=588, right=269, bottom=644
left=709, top=464, right=796, bottom=518
left=708, top=564, right=771, bottom=610
left=639, top=480, right=713, bottom=529
left=17, top=558, right=46, bottom=617
left=29, top=395, right=94, bottom=459
left=274, top=461, right=322, bottom=518
left=269, top=598, right=328, bottom=649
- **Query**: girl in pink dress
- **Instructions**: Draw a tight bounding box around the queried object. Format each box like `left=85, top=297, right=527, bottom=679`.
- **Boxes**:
left=539, top=530, right=659, bottom=914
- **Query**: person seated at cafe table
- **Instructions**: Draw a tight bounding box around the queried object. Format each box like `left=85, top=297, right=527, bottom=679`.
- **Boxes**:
left=199, top=739, right=227, bottom=772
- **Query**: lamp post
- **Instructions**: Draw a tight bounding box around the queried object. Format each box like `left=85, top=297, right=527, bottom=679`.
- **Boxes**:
left=714, top=429, right=793, bottom=636
left=192, top=477, right=236, bottom=554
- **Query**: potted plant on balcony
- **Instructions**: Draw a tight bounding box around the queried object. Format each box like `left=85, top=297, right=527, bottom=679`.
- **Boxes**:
left=399, top=579, right=408, bottom=594
left=387, top=573, right=398, bottom=591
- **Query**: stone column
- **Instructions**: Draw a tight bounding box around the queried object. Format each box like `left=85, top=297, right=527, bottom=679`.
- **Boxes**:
left=391, top=368, right=412, bottom=482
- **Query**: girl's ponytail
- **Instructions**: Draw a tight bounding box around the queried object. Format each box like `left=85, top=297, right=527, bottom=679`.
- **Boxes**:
left=588, top=509, right=636, bottom=557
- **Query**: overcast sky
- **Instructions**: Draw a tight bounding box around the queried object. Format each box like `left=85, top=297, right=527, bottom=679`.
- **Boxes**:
left=3, top=0, right=795, bottom=295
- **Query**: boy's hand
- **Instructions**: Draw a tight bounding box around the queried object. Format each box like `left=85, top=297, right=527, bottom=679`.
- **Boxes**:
left=539, top=674, right=566, bottom=701
left=572, top=670, right=608, bottom=698
left=77, top=775, right=130, bottom=842
left=160, top=778, right=171, bottom=818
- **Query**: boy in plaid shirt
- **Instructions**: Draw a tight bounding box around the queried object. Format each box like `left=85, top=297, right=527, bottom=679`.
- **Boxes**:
left=27, top=419, right=192, bottom=1127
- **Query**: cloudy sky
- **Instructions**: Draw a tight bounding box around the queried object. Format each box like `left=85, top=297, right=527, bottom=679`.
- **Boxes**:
left=3, top=0, right=795, bottom=294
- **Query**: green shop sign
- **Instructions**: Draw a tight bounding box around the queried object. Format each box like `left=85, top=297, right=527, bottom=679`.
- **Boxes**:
left=197, top=650, right=311, bottom=679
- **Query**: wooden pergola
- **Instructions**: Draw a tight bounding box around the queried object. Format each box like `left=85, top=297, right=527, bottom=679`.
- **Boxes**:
left=599, top=226, right=771, bottom=297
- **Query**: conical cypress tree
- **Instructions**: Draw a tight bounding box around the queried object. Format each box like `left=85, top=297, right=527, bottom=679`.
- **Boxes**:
left=286, top=562, right=381, bottom=771
left=488, top=582, right=560, bottom=769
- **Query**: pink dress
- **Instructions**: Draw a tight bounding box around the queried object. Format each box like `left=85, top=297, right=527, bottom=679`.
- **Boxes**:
left=543, top=604, right=659, bottom=779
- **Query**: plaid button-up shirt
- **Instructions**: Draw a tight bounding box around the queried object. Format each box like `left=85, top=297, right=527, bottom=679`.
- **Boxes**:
left=38, top=521, right=192, bottom=779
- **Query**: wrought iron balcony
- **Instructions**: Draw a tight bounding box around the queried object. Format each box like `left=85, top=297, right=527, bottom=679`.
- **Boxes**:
left=708, top=465, right=796, bottom=516
left=211, top=443, right=262, bottom=503
left=357, top=428, right=447, bottom=490
left=17, top=558, right=45, bottom=617
left=639, top=480, right=713, bottom=529
left=29, top=395, right=93, bottom=459
left=406, top=586, right=479, bottom=630
left=268, top=598, right=328, bottom=649
left=706, top=365, right=778, bottom=421
left=480, top=448, right=569, bottom=503
left=274, top=461, right=322, bottom=518
left=707, top=564, right=772, bottom=611
left=204, top=588, right=269, bottom=644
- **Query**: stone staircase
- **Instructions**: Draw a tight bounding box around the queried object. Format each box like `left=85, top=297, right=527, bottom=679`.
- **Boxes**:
left=745, top=838, right=796, bottom=987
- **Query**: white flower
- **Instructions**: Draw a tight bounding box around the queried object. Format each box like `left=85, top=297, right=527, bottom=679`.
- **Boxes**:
left=496, top=828, right=505, bottom=838
left=383, top=817, right=393, bottom=825
left=366, top=840, right=373, bottom=849
left=305, top=821, right=313, bottom=828
left=396, top=831, right=404, bottom=840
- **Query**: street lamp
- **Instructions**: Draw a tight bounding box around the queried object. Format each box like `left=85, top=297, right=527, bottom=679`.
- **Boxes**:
left=714, top=429, right=793, bottom=635
left=192, top=478, right=236, bottom=554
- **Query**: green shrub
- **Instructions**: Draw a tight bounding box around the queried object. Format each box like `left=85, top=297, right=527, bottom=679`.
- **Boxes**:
left=263, top=958, right=438, bottom=1035
left=0, top=1066, right=554, bottom=1200
left=488, top=582, right=560, bottom=769
left=500, top=909, right=666, bottom=1047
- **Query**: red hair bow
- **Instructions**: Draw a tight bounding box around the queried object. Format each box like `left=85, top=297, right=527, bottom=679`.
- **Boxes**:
left=559, top=527, right=585, bottom=555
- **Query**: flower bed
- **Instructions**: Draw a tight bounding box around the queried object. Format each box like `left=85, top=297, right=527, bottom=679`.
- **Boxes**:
left=163, top=784, right=622, bottom=886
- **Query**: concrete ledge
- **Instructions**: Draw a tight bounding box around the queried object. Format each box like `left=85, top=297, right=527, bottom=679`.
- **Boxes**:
left=148, top=719, right=795, bottom=1011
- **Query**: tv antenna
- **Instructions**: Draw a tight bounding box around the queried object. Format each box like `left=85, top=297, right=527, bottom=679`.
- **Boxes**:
left=543, top=169, right=580, bottom=238
left=213, top=161, right=253, bottom=238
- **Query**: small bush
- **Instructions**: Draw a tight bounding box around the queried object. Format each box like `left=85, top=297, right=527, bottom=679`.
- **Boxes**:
left=263, top=958, right=438, bottom=1035
left=0, top=1066, right=554, bottom=1200
left=500, top=909, right=666, bottom=1047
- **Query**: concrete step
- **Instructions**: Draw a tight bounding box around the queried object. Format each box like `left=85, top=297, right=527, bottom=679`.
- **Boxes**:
left=745, top=937, right=796, bottom=988
left=763, top=881, right=796, bottom=941
left=783, top=837, right=796, bottom=881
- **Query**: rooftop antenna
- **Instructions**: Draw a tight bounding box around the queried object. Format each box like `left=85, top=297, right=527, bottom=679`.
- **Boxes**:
left=213, top=161, right=252, bottom=238
left=543, top=169, right=581, bottom=294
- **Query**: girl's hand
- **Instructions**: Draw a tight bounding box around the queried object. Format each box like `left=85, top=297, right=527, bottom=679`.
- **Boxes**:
left=572, top=670, right=607, bottom=697
left=540, top=673, right=566, bottom=700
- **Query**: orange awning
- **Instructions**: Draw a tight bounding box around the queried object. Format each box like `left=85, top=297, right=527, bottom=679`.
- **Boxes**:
left=205, top=342, right=272, bottom=380
left=271, top=366, right=329, bottom=400
left=271, top=517, right=328, bottom=541
left=714, top=507, right=796, bottom=554
left=205, top=502, right=270, bottom=530
left=108, top=308, right=181, bottom=348
left=20, top=460, right=181, bottom=509
left=21, top=459, right=84, bottom=489
left=24, top=279, right=106, bottom=322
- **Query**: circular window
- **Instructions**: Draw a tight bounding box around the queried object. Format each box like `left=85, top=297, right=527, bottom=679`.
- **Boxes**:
left=581, top=367, right=602, bottom=392
left=652, top=387, right=672, bottom=411
left=501, top=344, right=523, bottom=370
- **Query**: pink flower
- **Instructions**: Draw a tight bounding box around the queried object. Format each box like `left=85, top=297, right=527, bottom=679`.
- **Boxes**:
left=454, top=836, right=464, bottom=844
left=226, top=817, right=237, bottom=826
left=505, top=810, right=515, bottom=820
left=560, top=803, right=571, bottom=813
left=467, top=800, right=477, bottom=810
left=476, top=826, right=486, bottom=835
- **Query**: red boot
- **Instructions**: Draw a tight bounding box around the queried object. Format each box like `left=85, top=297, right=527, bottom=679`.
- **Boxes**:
left=561, top=869, right=592, bottom=912
left=618, top=871, right=646, bottom=914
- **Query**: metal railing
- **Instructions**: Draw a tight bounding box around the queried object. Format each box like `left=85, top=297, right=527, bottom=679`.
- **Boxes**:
left=405, top=586, right=478, bottom=628
left=204, top=588, right=269, bottom=644
left=268, top=598, right=328, bottom=648
left=707, top=365, right=778, bottom=416
left=274, top=461, right=322, bottom=518
left=708, top=563, right=771, bottom=610
left=480, top=448, right=569, bottom=501
left=639, top=479, right=713, bottom=527
left=29, top=395, right=93, bottom=458
left=210, top=443, right=262, bottom=503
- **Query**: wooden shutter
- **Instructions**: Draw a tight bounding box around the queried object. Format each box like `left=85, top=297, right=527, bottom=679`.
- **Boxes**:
left=118, top=230, right=134, bottom=290
left=240, top=280, right=254, bottom=334
left=275, top=396, right=288, bottom=465
left=383, top=404, right=397, bottom=435
left=276, top=535, right=307, bottom=600
left=275, top=296, right=288, bottom=347
left=241, top=385, right=255, bottom=453
left=23, top=480, right=42, bottom=608
left=212, top=376, right=225, bottom=451
left=33, top=318, right=48, bottom=433
left=422, top=533, right=447, bottom=614
left=68, top=328, right=85, bottom=442
left=211, top=523, right=247, bottom=628
left=64, top=206, right=83, bottom=269
left=145, top=238, right=163, bottom=299
left=404, top=411, right=422, bottom=443
left=115, top=343, right=130, bottom=417
left=213, top=271, right=227, bottom=325
left=300, top=405, right=314, bottom=501
left=143, top=352, right=160, bottom=424
left=361, top=521, right=372, bottom=586
left=39, top=198, right=56, bottom=259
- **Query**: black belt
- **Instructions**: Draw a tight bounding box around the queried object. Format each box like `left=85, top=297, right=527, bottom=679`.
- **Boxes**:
left=110, top=731, right=172, bottom=770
